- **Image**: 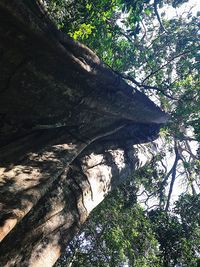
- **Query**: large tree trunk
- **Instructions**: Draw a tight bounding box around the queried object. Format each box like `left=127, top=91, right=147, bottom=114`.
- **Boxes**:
left=0, top=1, right=168, bottom=266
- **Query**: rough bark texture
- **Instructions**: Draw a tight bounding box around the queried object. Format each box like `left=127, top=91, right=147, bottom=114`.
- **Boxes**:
left=0, top=1, right=168, bottom=266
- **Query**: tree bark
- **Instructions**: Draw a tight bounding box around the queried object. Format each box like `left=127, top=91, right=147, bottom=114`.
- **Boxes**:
left=0, top=1, right=168, bottom=266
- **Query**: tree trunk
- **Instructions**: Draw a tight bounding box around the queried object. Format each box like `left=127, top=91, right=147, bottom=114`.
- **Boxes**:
left=0, top=1, right=168, bottom=266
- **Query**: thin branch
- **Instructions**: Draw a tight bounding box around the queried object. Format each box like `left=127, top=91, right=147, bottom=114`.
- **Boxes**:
left=106, top=59, right=177, bottom=100
left=146, top=204, right=160, bottom=211
left=119, top=29, right=134, bottom=44
left=161, top=165, right=173, bottom=187
left=184, top=140, right=198, bottom=160
left=160, top=159, right=167, bottom=173
left=144, top=192, right=157, bottom=208
left=153, top=0, right=166, bottom=32
left=165, top=144, right=180, bottom=211
left=178, top=136, right=197, bottom=142
left=136, top=189, right=146, bottom=197
left=147, top=30, right=166, bottom=49
left=140, top=20, right=147, bottom=42
left=195, top=180, right=200, bottom=190
left=120, top=73, right=178, bottom=100
left=140, top=83, right=178, bottom=100
left=179, top=155, right=197, bottom=196
left=107, top=21, right=134, bottom=44
left=142, top=49, right=194, bottom=84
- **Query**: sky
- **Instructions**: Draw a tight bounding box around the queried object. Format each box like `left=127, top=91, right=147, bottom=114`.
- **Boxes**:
left=161, top=0, right=200, bottom=19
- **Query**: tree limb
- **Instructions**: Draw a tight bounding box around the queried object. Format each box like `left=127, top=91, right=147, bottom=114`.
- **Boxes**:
left=165, top=143, right=180, bottom=211
left=119, top=73, right=178, bottom=100
left=153, top=0, right=166, bottom=32
left=142, top=49, right=194, bottom=84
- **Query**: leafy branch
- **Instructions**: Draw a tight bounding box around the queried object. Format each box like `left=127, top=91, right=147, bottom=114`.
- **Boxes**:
left=119, top=72, right=178, bottom=100
left=142, top=49, right=194, bottom=84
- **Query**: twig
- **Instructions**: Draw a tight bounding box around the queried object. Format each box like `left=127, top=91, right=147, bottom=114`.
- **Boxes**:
left=106, top=62, right=177, bottom=100
left=179, top=155, right=197, bottom=196
left=120, top=73, right=178, bottom=100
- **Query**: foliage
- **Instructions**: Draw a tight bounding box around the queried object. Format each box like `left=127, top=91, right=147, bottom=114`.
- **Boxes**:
left=56, top=186, right=160, bottom=267
left=149, top=194, right=200, bottom=267
left=44, top=0, right=151, bottom=72
left=56, top=184, right=200, bottom=267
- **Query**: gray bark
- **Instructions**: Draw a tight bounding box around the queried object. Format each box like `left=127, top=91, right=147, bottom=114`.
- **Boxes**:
left=0, top=1, right=168, bottom=266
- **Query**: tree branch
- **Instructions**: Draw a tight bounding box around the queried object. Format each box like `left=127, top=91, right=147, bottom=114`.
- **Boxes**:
left=153, top=0, right=166, bottom=32
left=165, top=144, right=180, bottom=211
left=142, top=49, right=194, bottom=84
left=179, top=155, right=197, bottom=196
left=119, top=73, right=178, bottom=100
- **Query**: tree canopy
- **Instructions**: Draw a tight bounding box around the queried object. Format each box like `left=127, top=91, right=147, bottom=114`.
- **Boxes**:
left=43, top=0, right=200, bottom=266
left=56, top=185, right=200, bottom=266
